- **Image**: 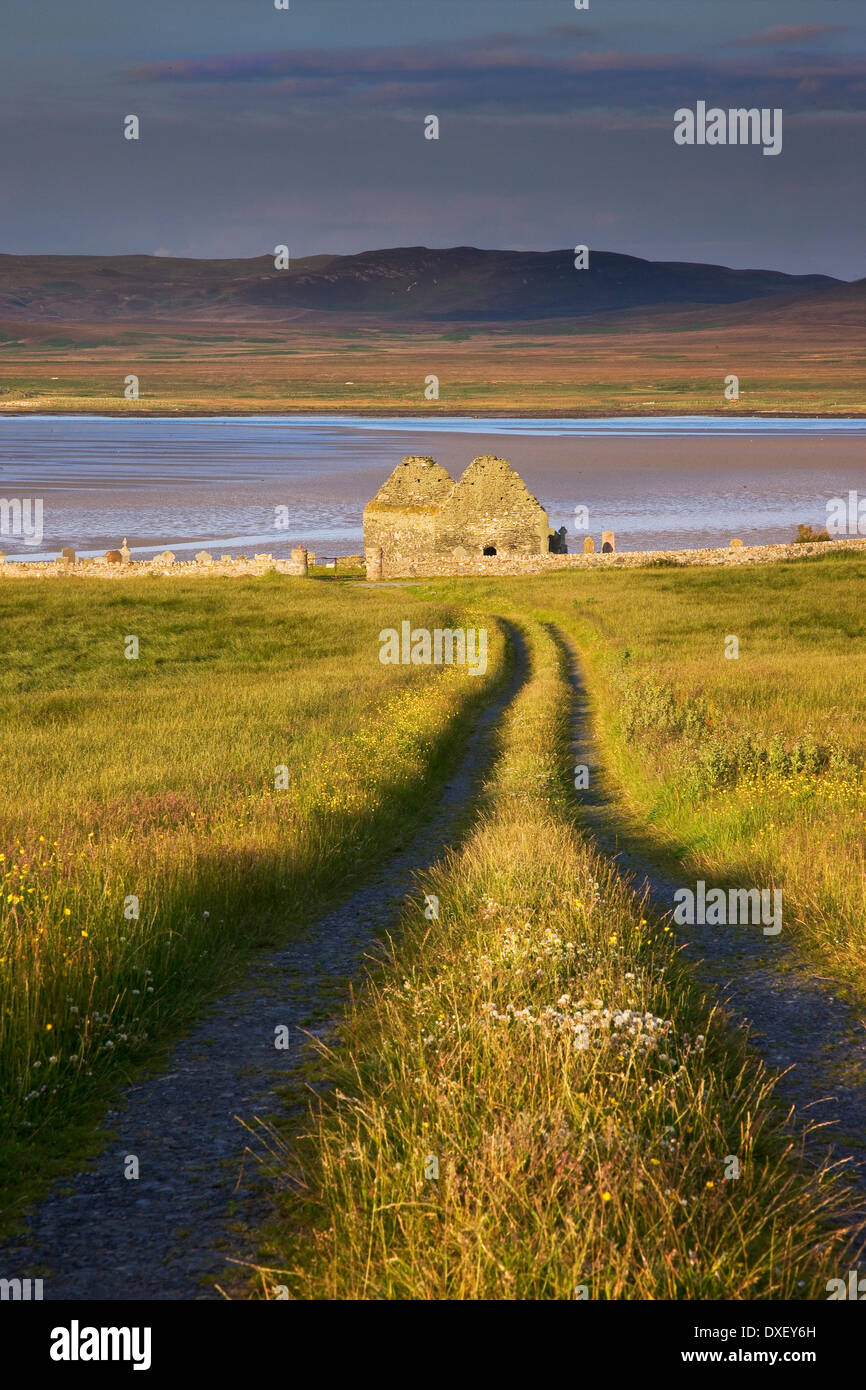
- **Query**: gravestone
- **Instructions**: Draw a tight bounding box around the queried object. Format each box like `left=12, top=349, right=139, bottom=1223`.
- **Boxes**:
left=549, top=525, right=568, bottom=554
left=105, top=550, right=123, bottom=565
left=61, top=547, right=76, bottom=564
left=601, top=531, right=615, bottom=553
left=120, top=538, right=131, bottom=564
left=583, top=536, right=595, bottom=554
left=195, top=550, right=213, bottom=565
left=730, top=538, right=744, bottom=549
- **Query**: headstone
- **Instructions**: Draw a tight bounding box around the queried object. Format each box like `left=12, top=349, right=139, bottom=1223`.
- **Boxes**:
left=583, top=536, right=595, bottom=554
left=61, top=547, right=76, bottom=564
left=549, top=525, right=568, bottom=554
left=120, top=538, right=131, bottom=564
left=601, top=531, right=615, bottom=553
left=0, top=553, right=6, bottom=565
left=153, top=551, right=175, bottom=566
left=365, top=546, right=383, bottom=582
left=220, top=555, right=232, bottom=564
left=195, top=550, right=213, bottom=564
left=307, top=552, right=316, bottom=568
left=730, top=538, right=744, bottom=549
left=105, top=549, right=123, bottom=564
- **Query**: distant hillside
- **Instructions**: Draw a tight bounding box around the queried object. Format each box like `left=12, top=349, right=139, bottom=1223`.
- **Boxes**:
left=0, top=247, right=844, bottom=324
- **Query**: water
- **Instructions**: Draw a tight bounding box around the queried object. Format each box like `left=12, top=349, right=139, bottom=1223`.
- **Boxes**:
left=0, top=415, right=864, bottom=560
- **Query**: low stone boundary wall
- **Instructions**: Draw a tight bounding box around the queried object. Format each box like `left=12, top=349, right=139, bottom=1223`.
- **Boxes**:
left=0, top=552, right=307, bottom=580
left=376, top=536, right=866, bottom=579
left=1, top=537, right=864, bottom=581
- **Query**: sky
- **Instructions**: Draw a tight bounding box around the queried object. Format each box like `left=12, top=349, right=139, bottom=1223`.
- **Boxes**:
left=1, top=0, right=864, bottom=276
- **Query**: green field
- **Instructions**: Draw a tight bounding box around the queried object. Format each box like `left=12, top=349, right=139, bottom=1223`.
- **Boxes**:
left=0, top=576, right=504, bottom=1231
left=2, top=554, right=864, bottom=1294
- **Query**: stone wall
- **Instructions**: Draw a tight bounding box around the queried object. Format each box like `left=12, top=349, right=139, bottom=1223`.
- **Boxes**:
left=363, top=455, right=452, bottom=562
left=0, top=551, right=310, bottom=581
left=373, top=535, right=866, bottom=580
left=3, top=536, right=865, bottom=583
left=432, top=456, right=550, bottom=556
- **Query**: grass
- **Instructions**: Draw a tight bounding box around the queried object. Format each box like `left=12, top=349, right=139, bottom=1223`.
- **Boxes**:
left=542, top=552, right=866, bottom=995
left=242, top=618, right=851, bottom=1299
left=1, top=318, right=865, bottom=415
left=4, top=555, right=864, bottom=1297
left=0, top=576, right=506, bottom=1233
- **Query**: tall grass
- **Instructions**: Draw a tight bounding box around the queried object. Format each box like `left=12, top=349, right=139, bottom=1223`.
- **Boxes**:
left=249, top=620, right=849, bottom=1299
left=541, top=553, right=866, bottom=993
left=0, top=578, right=505, bottom=1231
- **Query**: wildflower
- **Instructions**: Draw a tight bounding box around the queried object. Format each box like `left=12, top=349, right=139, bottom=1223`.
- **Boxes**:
left=601, top=1192, right=612, bottom=1203
left=45, top=1023, right=53, bottom=1031
left=705, top=1181, right=714, bottom=1189
left=81, top=930, right=88, bottom=938
left=64, top=908, right=71, bottom=917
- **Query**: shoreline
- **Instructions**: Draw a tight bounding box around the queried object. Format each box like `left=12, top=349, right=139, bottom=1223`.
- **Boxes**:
left=2, top=407, right=866, bottom=421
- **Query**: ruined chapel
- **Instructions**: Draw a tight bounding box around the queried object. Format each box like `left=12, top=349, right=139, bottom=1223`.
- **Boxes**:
left=363, top=455, right=562, bottom=579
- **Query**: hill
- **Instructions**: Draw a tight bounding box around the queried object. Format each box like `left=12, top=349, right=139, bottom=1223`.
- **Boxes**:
left=0, top=246, right=844, bottom=324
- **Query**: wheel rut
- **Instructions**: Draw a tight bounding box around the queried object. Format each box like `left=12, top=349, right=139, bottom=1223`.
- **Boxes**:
left=0, top=623, right=528, bottom=1301
left=559, top=629, right=866, bottom=1240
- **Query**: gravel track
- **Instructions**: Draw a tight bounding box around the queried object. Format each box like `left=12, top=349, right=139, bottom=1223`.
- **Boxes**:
left=0, top=626, right=526, bottom=1300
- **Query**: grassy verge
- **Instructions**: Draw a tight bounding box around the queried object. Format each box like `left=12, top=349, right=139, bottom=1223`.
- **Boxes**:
left=0, top=577, right=505, bottom=1233
left=548, top=553, right=866, bottom=995
left=248, top=619, right=849, bottom=1299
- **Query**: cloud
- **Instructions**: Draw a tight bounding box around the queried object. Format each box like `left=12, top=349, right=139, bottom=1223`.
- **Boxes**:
left=127, top=32, right=866, bottom=120
left=731, top=25, right=846, bottom=47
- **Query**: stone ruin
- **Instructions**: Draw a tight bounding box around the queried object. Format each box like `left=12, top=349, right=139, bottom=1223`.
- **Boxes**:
left=363, top=455, right=561, bottom=579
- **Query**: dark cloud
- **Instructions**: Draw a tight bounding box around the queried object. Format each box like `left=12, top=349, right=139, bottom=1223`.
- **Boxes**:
left=129, top=36, right=866, bottom=117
